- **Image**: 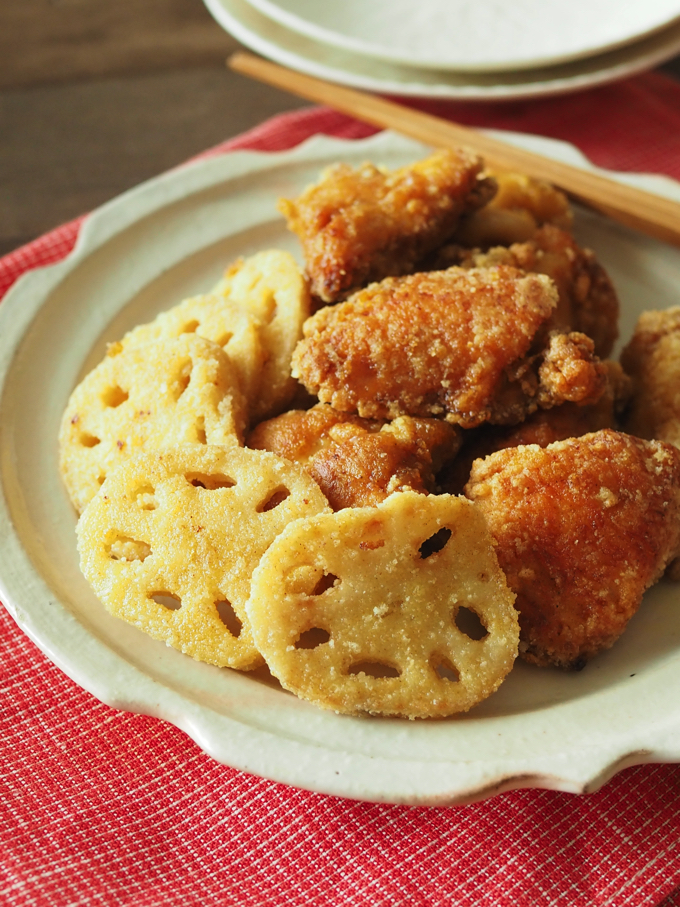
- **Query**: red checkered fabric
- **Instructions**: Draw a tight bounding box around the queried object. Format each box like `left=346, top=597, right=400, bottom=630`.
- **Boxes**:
left=3, top=71, right=680, bottom=906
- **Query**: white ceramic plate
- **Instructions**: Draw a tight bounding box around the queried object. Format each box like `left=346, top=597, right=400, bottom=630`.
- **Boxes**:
left=205, top=0, right=680, bottom=101
left=2, top=132, right=680, bottom=807
left=243, top=0, right=680, bottom=73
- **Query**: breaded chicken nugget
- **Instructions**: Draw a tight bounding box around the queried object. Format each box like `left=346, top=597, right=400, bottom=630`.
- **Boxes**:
left=293, top=265, right=607, bottom=428
left=279, top=149, right=494, bottom=303
left=620, top=307, right=680, bottom=449
left=465, top=430, right=680, bottom=669
left=442, top=361, right=631, bottom=494
left=436, top=225, right=619, bottom=358
left=454, top=172, right=573, bottom=248
left=248, top=404, right=461, bottom=510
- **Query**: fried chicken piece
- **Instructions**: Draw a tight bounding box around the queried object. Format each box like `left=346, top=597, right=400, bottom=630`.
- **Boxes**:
left=278, top=149, right=494, bottom=304
left=247, top=404, right=461, bottom=511
left=431, top=225, right=619, bottom=358
left=293, top=265, right=607, bottom=429
left=620, top=307, right=680, bottom=449
left=465, top=430, right=680, bottom=669
left=454, top=171, right=573, bottom=248
left=442, top=360, right=631, bottom=494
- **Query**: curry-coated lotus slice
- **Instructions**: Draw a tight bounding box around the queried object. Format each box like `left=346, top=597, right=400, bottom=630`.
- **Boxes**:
left=117, top=292, right=265, bottom=411
left=77, top=446, right=331, bottom=670
left=59, top=335, right=246, bottom=513
left=212, top=250, right=311, bottom=421
left=246, top=490, right=519, bottom=718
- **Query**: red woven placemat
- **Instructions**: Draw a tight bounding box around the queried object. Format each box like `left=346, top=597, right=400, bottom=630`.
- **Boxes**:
left=3, top=71, right=680, bottom=907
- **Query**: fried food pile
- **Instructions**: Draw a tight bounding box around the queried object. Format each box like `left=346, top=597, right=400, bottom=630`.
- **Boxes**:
left=62, top=147, right=680, bottom=721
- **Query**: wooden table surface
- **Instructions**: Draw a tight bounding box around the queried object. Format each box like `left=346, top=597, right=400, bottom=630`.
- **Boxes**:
left=1, top=0, right=679, bottom=259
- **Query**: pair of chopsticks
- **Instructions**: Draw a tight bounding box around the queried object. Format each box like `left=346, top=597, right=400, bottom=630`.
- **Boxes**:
left=229, top=51, right=680, bottom=249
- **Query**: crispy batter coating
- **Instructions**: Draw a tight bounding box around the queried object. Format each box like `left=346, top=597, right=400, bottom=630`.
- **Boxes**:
left=442, top=360, right=631, bottom=494
left=465, top=430, right=680, bottom=669
left=246, top=491, right=518, bottom=718
left=211, top=250, right=312, bottom=421
left=247, top=403, right=461, bottom=510
left=77, top=446, right=330, bottom=670
left=279, top=149, right=493, bottom=303
left=620, top=307, right=680, bottom=449
left=433, top=225, right=619, bottom=358
left=293, top=265, right=607, bottom=428
left=454, top=172, right=573, bottom=248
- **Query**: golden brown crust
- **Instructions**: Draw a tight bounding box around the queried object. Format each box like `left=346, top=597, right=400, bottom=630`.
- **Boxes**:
left=433, top=225, right=619, bottom=358
left=278, top=149, right=492, bottom=303
left=293, top=265, right=606, bottom=428
left=620, top=307, right=680, bottom=448
left=536, top=331, right=608, bottom=409
left=247, top=404, right=461, bottom=510
left=465, top=430, right=680, bottom=669
left=441, top=361, right=630, bottom=494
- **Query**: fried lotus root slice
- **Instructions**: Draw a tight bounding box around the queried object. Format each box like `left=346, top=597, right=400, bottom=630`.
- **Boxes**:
left=465, top=430, right=680, bottom=670
left=279, top=148, right=493, bottom=303
left=246, top=491, right=518, bottom=718
left=77, top=445, right=331, bottom=669
left=212, top=250, right=311, bottom=421
left=59, top=335, right=246, bottom=513
left=117, top=292, right=265, bottom=412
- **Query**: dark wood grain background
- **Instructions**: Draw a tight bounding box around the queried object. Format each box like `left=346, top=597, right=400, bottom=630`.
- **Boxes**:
left=1, top=0, right=678, bottom=258
left=0, top=0, right=310, bottom=257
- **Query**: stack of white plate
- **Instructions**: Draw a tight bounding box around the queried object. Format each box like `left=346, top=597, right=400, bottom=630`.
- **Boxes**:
left=204, top=0, right=680, bottom=101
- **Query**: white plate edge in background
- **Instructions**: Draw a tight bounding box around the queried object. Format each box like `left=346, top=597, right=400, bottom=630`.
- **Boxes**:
left=241, top=0, right=680, bottom=73
left=206, top=0, right=680, bottom=101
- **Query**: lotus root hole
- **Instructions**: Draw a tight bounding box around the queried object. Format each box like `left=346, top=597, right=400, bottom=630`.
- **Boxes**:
left=107, top=536, right=151, bottom=562
left=216, top=600, right=242, bottom=637
left=186, top=472, right=235, bottom=490
left=347, top=661, right=401, bottom=679
left=432, top=657, right=460, bottom=683
left=194, top=417, right=207, bottom=444
left=419, top=527, right=452, bottom=559
left=259, top=287, right=277, bottom=323
left=311, top=572, right=339, bottom=595
left=181, top=320, right=200, bottom=334
left=101, top=385, right=128, bottom=408
left=455, top=606, right=488, bottom=641
left=172, top=363, right=192, bottom=400
left=258, top=486, right=291, bottom=512
left=294, top=627, right=331, bottom=650
left=135, top=484, right=156, bottom=510
left=79, top=432, right=101, bottom=448
left=150, top=591, right=181, bottom=611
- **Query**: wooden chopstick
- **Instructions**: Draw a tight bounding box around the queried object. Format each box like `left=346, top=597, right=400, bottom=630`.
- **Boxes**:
left=228, top=51, right=680, bottom=249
